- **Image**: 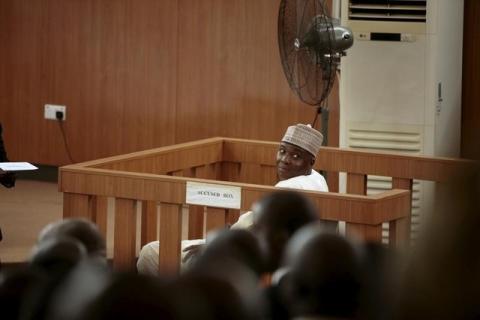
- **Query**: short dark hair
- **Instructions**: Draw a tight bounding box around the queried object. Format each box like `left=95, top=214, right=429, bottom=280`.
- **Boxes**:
left=253, top=190, right=318, bottom=236
left=38, top=218, right=106, bottom=257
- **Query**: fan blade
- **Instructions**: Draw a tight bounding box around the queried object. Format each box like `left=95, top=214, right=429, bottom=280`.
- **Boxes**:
left=278, top=0, right=342, bottom=106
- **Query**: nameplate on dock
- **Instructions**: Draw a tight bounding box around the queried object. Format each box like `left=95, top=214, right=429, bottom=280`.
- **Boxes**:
left=186, top=181, right=241, bottom=209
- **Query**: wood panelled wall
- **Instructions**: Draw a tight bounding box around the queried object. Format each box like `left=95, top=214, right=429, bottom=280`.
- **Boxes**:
left=1, top=0, right=477, bottom=166
left=0, top=0, right=338, bottom=166
left=462, top=0, right=480, bottom=161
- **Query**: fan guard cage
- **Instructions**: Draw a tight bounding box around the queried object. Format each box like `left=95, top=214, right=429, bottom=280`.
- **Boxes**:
left=278, top=0, right=337, bottom=106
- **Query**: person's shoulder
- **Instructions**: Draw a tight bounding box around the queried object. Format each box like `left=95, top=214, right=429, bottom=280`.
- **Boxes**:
left=310, top=169, right=325, bottom=180
left=230, top=211, right=254, bottom=230
left=310, top=170, right=328, bottom=191
left=275, top=171, right=328, bottom=192
left=275, top=176, right=304, bottom=189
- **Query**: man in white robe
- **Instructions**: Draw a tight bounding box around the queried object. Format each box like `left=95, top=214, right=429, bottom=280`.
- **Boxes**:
left=137, top=123, right=328, bottom=275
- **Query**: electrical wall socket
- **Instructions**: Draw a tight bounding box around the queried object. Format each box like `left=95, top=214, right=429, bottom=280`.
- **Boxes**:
left=44, top=104, right=67, bottom=121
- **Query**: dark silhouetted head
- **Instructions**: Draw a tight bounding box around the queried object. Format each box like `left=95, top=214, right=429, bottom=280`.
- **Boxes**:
left=282, top=223, right=362, bottom=318
left=44, top=259, right=111, bottom=320
left=81, top=273, right=177, bottom=320
left=38, top=218, right=106, bottom=260
left=172, top=272, right=255, bottom=320
left=195, top=228, right=264, bottom=276
left=252, top=190, right=318, bottom=272
left=0, top=268, right=47, bottom=320
left=30, top=236, right=88, bottom=275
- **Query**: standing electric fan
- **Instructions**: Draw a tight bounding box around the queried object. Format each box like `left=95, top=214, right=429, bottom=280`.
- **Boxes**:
left=278, top=0, right=353, bottom=145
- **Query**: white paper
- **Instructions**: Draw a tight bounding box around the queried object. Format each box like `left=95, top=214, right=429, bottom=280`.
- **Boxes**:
left=186, top=181, right=241, bottom=209
left=0, top=162, right=38, bottom=171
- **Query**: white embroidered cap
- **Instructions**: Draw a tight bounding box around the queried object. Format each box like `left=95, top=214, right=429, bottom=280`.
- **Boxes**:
left=281, top=124, right=324, bottom=157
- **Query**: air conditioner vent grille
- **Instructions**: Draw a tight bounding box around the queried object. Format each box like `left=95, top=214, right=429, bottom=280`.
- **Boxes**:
left=349, top=0, right=427, bottom=22
left=349, top=129, right=421, bottom=152
left=347, top=127, right=423, bottom=244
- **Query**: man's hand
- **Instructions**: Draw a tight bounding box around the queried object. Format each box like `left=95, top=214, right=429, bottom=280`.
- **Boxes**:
left=182, top=244, right=204, bottom=263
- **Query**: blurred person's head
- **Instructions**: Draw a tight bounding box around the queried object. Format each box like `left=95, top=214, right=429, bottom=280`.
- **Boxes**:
left=198, top=228, right=264, bottom=276
left=38, top=218, right=106, bottom=262
left=0, top=268, right=47, bottom=320
left=22, top=237, right=89, bottom=320
left=277, top=124, right=323, bottom=181
left=80, top=273, right=177, bottom=320
left=30, top=236, right=87, bottom=275
left=251, top=190, right=318, bottom=272
left=44, top=259, right=111, bottom=320
left=187, top=229, right=264, bottom=318
left=173, top=272, right=256, bottom=320
left=282, top=223, right=362, bottom=319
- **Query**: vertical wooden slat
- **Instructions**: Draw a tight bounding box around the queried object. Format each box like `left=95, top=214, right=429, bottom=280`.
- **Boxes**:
left=326, top=171, right=339, bottom=193
left=390, top=177, right=413, bottom=246
left=158, top=202, right=182, bottom=274
left=113, top=198, right=137, bottom=270
left=188, top=205, right=204, bottom=239
left=345, top=173, right=372, bottom=240
left=196, top=163, right=218, bottom=180
left=205, top=207, right=227, bottom=233
left=221, top=162, right=241, bottom=182
left=170, top=169, right=184, bottom=176
left=261, top=165, right=278, bottom=186
left=389, top=218, right=409, bottom=247
left=345, top=223, right=383, bottom=242
left=213, top=162, right=222, bottom=180
left=141, top=200, right=158, bottom=246
left=392, top=177, right=413, bottom=190
left=63, top=193, right=92, bottom=220
left=183, top=167, right=195, bottom=178
left=90, top=196, right=108, bottom=238
left=347, top=173, right=367, bottom=195
left=198, top=163, right=222, bottom=180
left=239, top=163, right=262, bottom=184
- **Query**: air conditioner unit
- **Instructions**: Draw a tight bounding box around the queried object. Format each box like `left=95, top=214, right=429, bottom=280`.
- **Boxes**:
left=338, top=0, right=464, bottom=242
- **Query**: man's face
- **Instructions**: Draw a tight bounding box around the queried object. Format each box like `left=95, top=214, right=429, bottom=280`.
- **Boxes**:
left=276, top=142, right=314, bottom=181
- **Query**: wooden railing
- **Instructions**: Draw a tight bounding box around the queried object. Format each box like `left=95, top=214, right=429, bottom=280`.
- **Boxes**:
left=59, top=137, right=476, bottom=272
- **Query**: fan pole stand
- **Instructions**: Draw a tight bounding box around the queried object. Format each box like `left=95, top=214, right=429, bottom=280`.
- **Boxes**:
left=319, top=106, right=329, bottom=147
